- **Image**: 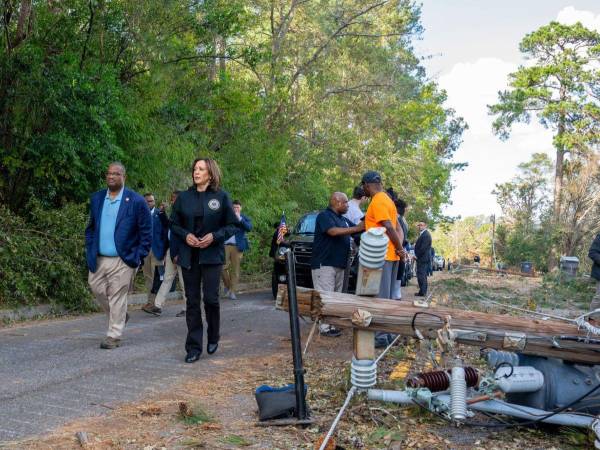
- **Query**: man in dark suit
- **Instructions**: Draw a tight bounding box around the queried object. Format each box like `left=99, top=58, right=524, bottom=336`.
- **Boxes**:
left=141, top=192, right=168, bottom=314
left=222, top=200, right=252, bottom=300
left=414, top=221, right=432, bottom=297
left=152, top=190, right=188, bottom=317
left=85, top=162, right=152, bottom=349
left=589, top=233, right=600, bottom=319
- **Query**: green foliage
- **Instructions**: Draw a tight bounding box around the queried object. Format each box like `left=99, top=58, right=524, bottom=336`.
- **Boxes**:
left=431, top=216, right=492, bottom=264
left=219, top=435, right=252, bottom=447
left=489, top=21, right=600, bottom=149
left=179, top=403, right=214, bottom=425
left=489, top=21, right=600, bottom=267
left=0, top=203, right=94, bottom=310
left=1, top=0, right=466, bottom=307
left=532, top=273, right=596, bottom=309
left=495, top=223, right=551, bottom=271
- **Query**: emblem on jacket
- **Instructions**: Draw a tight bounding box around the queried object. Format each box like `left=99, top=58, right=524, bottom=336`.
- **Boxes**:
left=208, top=199, right=221, bottom=210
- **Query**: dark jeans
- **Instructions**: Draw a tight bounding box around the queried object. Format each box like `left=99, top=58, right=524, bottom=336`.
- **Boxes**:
left=396, top=261, right=405, bottom=280
left=417, top=260, right=429, bottom=295
left=181, top=263, right=223, bottom=355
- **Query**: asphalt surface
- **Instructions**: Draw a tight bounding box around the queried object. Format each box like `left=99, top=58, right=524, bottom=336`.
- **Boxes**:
left=0, top=291, right=292, bottom=442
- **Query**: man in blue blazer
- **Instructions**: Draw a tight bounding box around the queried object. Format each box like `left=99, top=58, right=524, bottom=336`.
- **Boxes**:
left=141, top=192, right=168, bottom=315
left=86, top=162, right=152, bottom=349
left=222, top=200, right=252, bottom=300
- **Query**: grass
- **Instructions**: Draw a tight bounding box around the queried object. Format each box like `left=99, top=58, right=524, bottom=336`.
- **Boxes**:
left=219, top=434, right=252, bottom=447
left=531, top=274, right=595, bottom=310
left=367, top=426, right=405, bottom=446
left=431, top=272, right=594, bottom=317
left=179, top=402, right=214, bottom=426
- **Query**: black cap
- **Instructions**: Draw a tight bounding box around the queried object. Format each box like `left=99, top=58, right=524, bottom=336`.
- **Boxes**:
left=361, top=171, right=382, bottom=184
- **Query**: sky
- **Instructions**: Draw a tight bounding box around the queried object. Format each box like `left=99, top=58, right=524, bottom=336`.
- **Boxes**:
left=415, top=1, right=600, bottom=218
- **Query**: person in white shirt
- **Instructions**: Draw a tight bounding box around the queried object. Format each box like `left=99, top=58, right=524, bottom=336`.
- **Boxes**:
left=343, top=185, right=367, bottom=225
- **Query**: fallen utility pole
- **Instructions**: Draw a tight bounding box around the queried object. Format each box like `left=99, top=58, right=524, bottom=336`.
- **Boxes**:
left=453, top=264, right=537, bottom=278
left=452, top=265, right=538, bottom=278
left=276, top=287, right=600, bottom=364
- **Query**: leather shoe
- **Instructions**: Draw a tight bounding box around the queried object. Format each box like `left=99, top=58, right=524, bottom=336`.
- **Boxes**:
left=415, top=292, right=425, bottom=297
left=207, top=343, right=218, bottom=354
left=185, top=352, right=201, bottom=363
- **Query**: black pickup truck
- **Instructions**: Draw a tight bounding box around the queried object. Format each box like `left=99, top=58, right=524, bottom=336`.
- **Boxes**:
left=271, top=211, right=357, bottom=298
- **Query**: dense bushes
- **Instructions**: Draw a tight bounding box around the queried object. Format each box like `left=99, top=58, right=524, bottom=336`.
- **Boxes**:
left=0, top=203, right=94, bottom=311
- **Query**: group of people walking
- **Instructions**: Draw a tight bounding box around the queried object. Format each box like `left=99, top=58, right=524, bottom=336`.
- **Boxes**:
left=85, top=160, right=441, bottom=361
left=85, top=159, right=251, bottom=363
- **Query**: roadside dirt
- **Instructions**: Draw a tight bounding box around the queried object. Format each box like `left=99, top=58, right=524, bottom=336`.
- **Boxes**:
left=4, top=273, right=593, bottom=449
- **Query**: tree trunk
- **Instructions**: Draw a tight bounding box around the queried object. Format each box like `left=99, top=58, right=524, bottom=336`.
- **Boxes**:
left=549, top=113, right=566, bottom=269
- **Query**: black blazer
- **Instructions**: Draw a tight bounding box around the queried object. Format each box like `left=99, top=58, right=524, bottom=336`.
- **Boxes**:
left=415, top=229, right=432, bottom=262
left=170, top=187, right=238, bottom=268
left=589, top=233, right=600, bottom=282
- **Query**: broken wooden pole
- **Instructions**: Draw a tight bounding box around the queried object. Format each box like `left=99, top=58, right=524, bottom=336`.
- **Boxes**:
left=276, top=286, right=600, bottom=364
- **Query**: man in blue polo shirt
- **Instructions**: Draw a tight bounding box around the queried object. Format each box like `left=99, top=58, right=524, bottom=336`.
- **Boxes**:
left=311, top=192, right=364, bottom=336
left=86, top=162, right=152, bottom=349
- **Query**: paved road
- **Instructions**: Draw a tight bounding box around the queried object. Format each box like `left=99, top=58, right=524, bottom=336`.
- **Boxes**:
left=0, top=292, right=291, bottom=442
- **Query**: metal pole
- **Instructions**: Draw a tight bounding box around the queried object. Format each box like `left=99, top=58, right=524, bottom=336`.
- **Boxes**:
left=285, top=248, right=308, bottom=420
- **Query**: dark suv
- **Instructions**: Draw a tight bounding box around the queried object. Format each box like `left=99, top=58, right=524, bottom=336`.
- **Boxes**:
left=271, top=211, right=357, bottom=298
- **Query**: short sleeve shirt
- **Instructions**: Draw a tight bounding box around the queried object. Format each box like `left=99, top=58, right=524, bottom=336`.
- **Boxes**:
left=365, top=191, right=399, bottom=261
left=310, top=208, right=353, bottom=269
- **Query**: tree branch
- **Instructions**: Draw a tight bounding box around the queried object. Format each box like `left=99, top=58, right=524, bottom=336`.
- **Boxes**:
left=80, top=0, right=95, bottom=70
left=288, top=1, right=388, bottom=89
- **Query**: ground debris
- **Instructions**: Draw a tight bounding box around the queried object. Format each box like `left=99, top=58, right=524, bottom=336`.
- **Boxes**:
left=139, top=406, right=162, bottom=417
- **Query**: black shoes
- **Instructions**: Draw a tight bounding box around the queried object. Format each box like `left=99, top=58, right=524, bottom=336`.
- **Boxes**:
left=125, top=313, right=130, bottom=324
left=176, top=310, right=186, bottom=317
left=207, top=343, right=218, bottom=354
left=185, top=343, right=217, bottom=362
left=185, top=352, right=201, bottom=363
left=415, top=292, right=425, bottom=297
left=320, top=326, right=342, bottom=337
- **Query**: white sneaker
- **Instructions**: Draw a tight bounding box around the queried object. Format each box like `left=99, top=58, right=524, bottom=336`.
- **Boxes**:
left=229, top=292, right=237, bottom=300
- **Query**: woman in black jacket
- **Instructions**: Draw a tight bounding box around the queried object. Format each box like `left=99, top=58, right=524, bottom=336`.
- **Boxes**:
left=170, top=158, right=238, bottom=363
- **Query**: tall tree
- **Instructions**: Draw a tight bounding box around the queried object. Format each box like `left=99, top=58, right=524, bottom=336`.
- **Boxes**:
left=493, top=153, right=552, bottom=233
left=488, top=21, right=600, bottom=258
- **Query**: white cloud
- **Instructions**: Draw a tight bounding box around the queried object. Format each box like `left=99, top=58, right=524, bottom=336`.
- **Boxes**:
left=557, top=6, right=600, bottom=31
left=438, top=58, right=554, bottom=218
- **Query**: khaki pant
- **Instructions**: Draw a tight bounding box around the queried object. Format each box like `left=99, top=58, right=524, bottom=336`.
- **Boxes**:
left=312, top=266, right=344, bottom=333
left=590, top=281, right=600, bottom=319
left=311, top=266, right=344, bottom=292
left=154, top=249, right=187, bottom=308
left=88, top=256, right=135, bottom=339
left=143, top=250, right=164, bottom=304
left=222, top=245, right=243, bottom=294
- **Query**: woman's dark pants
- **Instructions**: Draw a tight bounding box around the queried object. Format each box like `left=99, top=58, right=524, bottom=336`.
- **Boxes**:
left=181, top=263, right=223, bottom=355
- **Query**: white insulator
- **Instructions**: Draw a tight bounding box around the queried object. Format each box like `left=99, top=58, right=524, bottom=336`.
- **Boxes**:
left=486, top=350, right=519, bottom=369
left=450, top=366, right=467, bottom=421
left=495, top=366, right=544, bottom=393
left=359, top=228, right=389, bottom=269
left=351, top=358, right=377, bottom=389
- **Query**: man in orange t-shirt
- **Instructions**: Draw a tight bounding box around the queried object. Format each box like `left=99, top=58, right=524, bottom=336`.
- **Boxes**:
left=361, top=171, right=404, bottom=299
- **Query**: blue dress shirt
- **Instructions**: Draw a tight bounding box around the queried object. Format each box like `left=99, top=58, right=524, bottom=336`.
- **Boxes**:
left=99, top=188, right=124, bottom=256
